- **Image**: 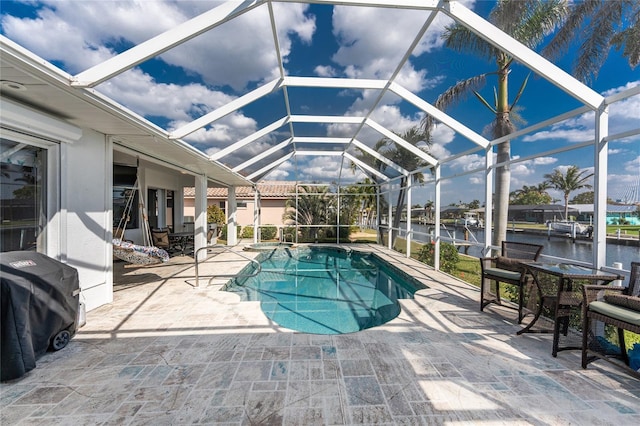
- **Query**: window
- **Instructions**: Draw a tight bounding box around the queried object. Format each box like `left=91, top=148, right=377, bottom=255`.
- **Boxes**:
left=0, top=139, right=47, bottom=252
left=237, top=201, right=247, bottom=209
left=113, top=165, right=138, bottom=230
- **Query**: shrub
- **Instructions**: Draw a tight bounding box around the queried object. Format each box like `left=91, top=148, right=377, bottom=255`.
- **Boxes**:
left=259, top=225, right=278, bottom=241
left=207, top=205, right=225, bottom=228
left=220, top=225, right=241, bottom=240
left=241, top=226, right=254, bottom=239
left=417, top=242, right=459, bottom=274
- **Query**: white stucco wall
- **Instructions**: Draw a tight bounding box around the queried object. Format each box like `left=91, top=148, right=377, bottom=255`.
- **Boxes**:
left=63, top=129, right=112, bottom=311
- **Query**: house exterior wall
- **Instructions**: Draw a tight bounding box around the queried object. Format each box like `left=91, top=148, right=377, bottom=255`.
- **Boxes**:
left=1, top=100, right=114, bottom=311
left=184, top=196, right=288, bottom=228
left=63, top=129, right=113, bottom=311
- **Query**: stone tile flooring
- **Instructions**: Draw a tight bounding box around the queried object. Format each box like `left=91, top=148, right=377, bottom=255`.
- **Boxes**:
left=2, top=244, right=639, bottom=425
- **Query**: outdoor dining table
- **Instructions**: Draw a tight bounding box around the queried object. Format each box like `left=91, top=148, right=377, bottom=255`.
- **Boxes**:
left=169, top=231, right=194, bottom=255
left=517, top=261, right=623, bottom=357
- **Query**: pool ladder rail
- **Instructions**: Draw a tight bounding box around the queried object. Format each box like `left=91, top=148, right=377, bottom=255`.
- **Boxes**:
left=194, top=244, right=261, bottom=287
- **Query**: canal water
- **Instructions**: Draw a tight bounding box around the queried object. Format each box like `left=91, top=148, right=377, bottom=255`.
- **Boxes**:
left=403, top=224, right=639, bottom=271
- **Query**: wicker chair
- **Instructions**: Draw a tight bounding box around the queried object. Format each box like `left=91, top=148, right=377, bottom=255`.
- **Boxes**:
left=581, top=262, right=640, bottom=377
left=480, top=241, right=543, bottom=323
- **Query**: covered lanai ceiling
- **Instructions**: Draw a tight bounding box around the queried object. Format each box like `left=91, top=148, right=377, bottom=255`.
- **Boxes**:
left=1, top=0, right=625, bottom=190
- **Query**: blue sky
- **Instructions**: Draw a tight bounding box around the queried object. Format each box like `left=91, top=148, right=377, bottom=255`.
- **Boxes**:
left=1, top=0, right=638, bottom=206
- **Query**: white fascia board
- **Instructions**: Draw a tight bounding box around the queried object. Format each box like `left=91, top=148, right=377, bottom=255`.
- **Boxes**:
left=294, top=151, right=343, bottom=156
left=247, top=152, right=293, bottom=180
left=293, top=137, right=351, bottom=144
left=344, top=152, right=389, bottom=181
left=390, top=82, right=489, bottom=149
left=352, top=139, right=408, bottom=175
left=275, top=0, right=439, bottom=9
left=1, top=98, right=82, bottom=143
left=72, top=1, right=264, bottom=87
left=232, top=138, right=292, bottom=172
left=210, top=116, right=288, bottom=161
left=365, top=119, right=437, bottom=166
left=444, top=0, right=603, bottom=110
left=283, top=76, right=386, bottom=90
left=289, top=115, right=365, bottom=124
left=170, top=78, right=281, bottom=139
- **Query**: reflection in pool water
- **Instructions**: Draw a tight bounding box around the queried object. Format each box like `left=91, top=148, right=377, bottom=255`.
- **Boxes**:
left=224, top=246, right=426, bottom=334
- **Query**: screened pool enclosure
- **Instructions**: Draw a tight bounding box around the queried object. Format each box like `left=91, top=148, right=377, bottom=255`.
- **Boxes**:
left=2, top=0, right=638, bottom=272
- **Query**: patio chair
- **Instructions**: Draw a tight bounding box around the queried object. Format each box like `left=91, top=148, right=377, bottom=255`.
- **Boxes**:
left=151, top=228, right=171, bottom=252
left=480, top=241, right=544, bottom=323
left=581, top=262, right=640, bottom=377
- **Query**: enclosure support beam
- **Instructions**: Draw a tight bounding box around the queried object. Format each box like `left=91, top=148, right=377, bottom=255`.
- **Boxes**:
left=194, top=175, right=208, bottom=266
left=592, top=105, right=609, bottom=269
left=227, top=186, right=238, bottom=246
left=406, top=177, right=412, bottom=258
left=434, top=164, right=441, bottom=271
left=483, top=146, right=494, bottom=257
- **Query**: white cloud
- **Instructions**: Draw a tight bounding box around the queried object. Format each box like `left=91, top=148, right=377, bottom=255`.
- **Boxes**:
left=315, top=65, right=337, bottom=77
left=522, top=80, right=640, bottom=143
left=532, top=157, right=558, bottom=166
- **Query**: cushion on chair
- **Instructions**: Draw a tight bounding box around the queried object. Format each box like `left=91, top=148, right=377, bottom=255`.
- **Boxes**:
left=604, top=295, right=640, bottom=312
left=151, top=231, right=169, bottom=246
left=484, top=267, right=522, bottom=282
left=589, top=301, right=640, bottom=326
left=495, top=256, right=525, bottom=272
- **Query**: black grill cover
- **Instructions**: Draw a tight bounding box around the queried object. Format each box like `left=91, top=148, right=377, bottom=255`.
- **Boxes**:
left=1, top=251, right=79, bottom=381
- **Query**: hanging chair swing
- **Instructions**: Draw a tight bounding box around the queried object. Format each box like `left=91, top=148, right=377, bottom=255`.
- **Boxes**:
left=112, top=178, right=169, bottom=265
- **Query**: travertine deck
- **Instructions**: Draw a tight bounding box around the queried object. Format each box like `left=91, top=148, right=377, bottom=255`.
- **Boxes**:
left=2, top=244, right=638, bottom=425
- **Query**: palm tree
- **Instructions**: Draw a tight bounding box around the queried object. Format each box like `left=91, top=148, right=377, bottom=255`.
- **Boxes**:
left=422, top=0, right=569, bottom=251
left=510, top=182, right=552, bottom=205
left=544, top=166, right=594, bottom=220
left=543, top=1, right=639, bottom=84
left=376, top=126, right=431, bottom=243
left=282, top=185, right=335, bottom=240
left=350, top=126, right=430, bottom=244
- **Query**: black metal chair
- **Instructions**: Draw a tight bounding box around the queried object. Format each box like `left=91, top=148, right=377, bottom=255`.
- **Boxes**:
left=480, top=241, right=543, bottom=323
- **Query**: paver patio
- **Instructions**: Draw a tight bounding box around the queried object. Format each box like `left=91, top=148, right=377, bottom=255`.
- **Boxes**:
left=1, top=244, right=638, bottom=425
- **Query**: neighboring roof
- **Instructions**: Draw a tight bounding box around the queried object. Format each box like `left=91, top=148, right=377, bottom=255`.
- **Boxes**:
left=184, top=181, right=296, bottom=199
left=569, top=204, right=639, bottom=213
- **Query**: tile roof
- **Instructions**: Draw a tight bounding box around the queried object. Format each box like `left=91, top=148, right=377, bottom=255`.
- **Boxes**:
left=183, top=181, right=296, bottom=199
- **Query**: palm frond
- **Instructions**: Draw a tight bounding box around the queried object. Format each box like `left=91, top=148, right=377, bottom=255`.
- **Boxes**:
left=512, top=0, right=568, bottom=49
left=421, top=74, right=488, bottom=134
left=574, top=1, right=625, bottom=83
left=541, top=0, right=599, bottom=60
left=611, top=7, right=640, bottom=68
left=510, top=73, right=530, bottom=110
left=443, top=23, right=497, bottom=61
left=473, top=91, right=497, bottom=114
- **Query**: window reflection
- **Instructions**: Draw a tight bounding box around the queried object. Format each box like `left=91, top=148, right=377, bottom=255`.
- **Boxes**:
left=0, top=139, right=47, bottom=252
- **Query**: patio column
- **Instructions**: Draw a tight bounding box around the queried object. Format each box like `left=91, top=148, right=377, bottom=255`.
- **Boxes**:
left=434, top=164, right=441, bottom=271
left=227, top=186, right=238, bottom=245
left=336, top=184, right=340, bottom=244
left=376, top=187, right=381, bottom=245
left=484, top=146, right=494, bottom=257
left=388, top=189, right=393, bottom=250
left=593, top=104, right=609, bottom=269
left=194, top=174, right=208, bottom=262
left=406, top=176, right=412, bottom=258
left=253, top=186, right=259, bottom=244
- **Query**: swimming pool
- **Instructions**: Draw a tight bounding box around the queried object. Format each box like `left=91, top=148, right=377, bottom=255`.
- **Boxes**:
left=223, top=246, right=427, bottom=334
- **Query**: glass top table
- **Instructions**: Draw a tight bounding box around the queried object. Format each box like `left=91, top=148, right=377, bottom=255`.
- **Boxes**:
left=518, top=261, right=623, bottom=356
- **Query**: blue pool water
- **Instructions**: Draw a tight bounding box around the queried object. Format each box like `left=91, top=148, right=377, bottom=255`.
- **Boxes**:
left=224, top=246, right=427, bottom=334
